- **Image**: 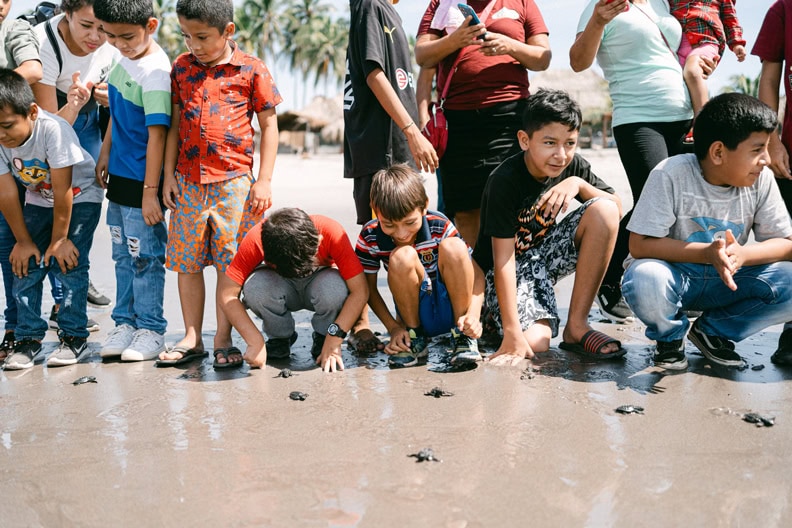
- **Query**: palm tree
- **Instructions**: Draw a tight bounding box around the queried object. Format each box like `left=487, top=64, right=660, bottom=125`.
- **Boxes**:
left=153, top=0, right=185, bottom=60
left=292, top=14, right=348, bottom=92
left=721, top=74, right=761, bottom=98
left=235, top=0, right=287, bottom=64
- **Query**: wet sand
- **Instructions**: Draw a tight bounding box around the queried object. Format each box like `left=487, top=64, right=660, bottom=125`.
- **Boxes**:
left=1, top=150, right=791, bottom=527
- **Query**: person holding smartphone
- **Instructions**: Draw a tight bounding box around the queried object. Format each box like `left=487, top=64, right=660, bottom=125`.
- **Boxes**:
left=415, top=0, right=551, bottom=249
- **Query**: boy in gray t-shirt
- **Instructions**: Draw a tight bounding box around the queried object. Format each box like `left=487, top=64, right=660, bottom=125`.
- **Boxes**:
left=622, top=93, right=792, bottom=371
left=0, top=69, right=102, bottom=370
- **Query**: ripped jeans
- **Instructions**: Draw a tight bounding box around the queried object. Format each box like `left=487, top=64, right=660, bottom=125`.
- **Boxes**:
left=13, top=203, right=101, bottom=340
left=106, top=201, right=167, bottom=334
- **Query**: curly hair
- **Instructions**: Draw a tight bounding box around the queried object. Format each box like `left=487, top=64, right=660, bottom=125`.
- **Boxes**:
left=261, top=208, right=320, bottom=279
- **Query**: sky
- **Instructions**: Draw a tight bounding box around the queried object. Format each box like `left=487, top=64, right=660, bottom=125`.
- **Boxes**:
left=11, top=0, right=779, bottom=111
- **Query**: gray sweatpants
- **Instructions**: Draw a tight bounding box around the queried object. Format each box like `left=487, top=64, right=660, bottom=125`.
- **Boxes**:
left=241, top=267, right=349, bottom=338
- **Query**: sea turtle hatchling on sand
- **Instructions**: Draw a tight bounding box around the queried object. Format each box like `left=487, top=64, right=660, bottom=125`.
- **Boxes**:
left=615, top=405, right=644, bottom=415
left=289, top=391, right=308, bottom=401
left=72, top=376, right=97, bottom=385
left=408, top=448, right=441, bottom=463
left=424, top=387, right=454, bottom=398
left=274, top=368, right=293, bottom=378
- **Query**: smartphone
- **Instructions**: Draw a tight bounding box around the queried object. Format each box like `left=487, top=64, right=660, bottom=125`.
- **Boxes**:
left=457, top=3, right=486, bottom=39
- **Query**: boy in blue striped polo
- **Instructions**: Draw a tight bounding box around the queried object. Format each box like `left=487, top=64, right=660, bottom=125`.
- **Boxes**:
left=93, top=0, right=171, bottom=361
left=355, top=164, right=481, bottom=368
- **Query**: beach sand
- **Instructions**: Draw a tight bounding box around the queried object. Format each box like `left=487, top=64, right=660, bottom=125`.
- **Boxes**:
left=1, top=150, right=790, bottom=527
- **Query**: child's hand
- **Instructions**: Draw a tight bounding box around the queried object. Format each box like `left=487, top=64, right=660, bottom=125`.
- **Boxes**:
left=384, top=326, right=411, bottom=354
left=95, top=155, right=109, bottom=189
left=67, top=72, right=94, bottom=111
left=93, top=82, right=109, bottom=107
left=316, top=336, right=345, bottom=372
left=536, top=177, right=580, bottom=219
left=141, top=194, right=164, bottom=226
left=733, top=44, right=746, bottom=62
left=10, top=241, right=41, bottom=277
left=249, top=178, right=273, bottom=215
left=45, top=238, right=79, bottom=275
left=457, top=312, right=483, bottom=339
left=244, top=342, right=266, bottom=368
left=707, top=236, right=737, bottom=291
left=487, top=329, right=533, bottom=366
left=405, top=126, right=439, bottom=173
left=162, top=175, right=180, bottom=210
left=722, top=228, right=744, bottom=272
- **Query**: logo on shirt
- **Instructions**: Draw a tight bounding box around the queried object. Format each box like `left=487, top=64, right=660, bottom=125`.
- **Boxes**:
left=492, top=8, right=520, bottom=20
left=343, top=58, right=354, bottom=111
left=419, top=248, right=435, bottom=265
left=395, top=68, right=412, bottom=91
left=13, top=157, right=48, bottom=185
left=685, top=217, right=744, bottom=243
left=383, top=24, right=398, bottom=43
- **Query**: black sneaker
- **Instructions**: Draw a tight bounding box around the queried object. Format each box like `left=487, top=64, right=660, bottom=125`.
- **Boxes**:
left=48, top=335, right=88, bottom=367
left=388, top=328, right=428, bottom=368
left=771, top=328, right=792, bottom=365
left=653, top=339, right=688, bottom=370
left=87, top=281, right=111, bottom=307
left=688, top=320, right=743, bottom=367
left=267, top=332, right=298, bottom=359
left=49, top=306, right=100, bottom=333
left=4, top=339, right=42, bottom=370
left=310, top=332, right=326, bottom=359
left=449, top=327, right=481, bottom=365
left=595, top=285, right=633, bottom=322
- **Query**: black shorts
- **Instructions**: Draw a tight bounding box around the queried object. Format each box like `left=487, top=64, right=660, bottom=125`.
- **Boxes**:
left=440, top=99, right=526, bottom=217
left=353, top=173, right=375, bottom=225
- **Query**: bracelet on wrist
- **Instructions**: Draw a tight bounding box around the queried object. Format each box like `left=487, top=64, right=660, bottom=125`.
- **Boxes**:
left=401, top=121, right=414, bottom=132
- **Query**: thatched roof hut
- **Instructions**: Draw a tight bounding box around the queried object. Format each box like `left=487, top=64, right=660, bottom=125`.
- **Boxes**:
left=277, top=95, right=344, bottom=132
left=530, top=69, right=611, bottom=122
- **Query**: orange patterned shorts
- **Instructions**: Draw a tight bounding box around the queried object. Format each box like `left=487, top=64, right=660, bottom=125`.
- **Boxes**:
left=166, top=173, right=261, bottom=273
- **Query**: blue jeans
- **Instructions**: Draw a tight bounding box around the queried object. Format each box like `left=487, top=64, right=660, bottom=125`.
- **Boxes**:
left=106, top=202, right=167, bottom=334
left=622, top=259, right=792, bottom=343
left=12, top=203, right=101, bottom=340
left=0, top=185, right=62, bottom=331
left=73, top=109, right=102, bottom=162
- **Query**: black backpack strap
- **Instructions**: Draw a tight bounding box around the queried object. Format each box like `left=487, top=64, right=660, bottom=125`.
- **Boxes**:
left=44, top=19, right=63, bottom=74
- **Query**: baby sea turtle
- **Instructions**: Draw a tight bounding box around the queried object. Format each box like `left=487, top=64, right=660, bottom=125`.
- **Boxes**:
left=408, top=448, right=441, bottom=463
left=424, top=387, right=454, bottom=398
left=751, top=364, right=765, bottom=371
left=289, top=391, right=308, bottom=401
left=72, top=376, right=97, bottom=385
left=743, top=412, right=775, bottom=427
left=274, top=368, right=293, bottom=378
left=615, top=405, right=644, bottom=415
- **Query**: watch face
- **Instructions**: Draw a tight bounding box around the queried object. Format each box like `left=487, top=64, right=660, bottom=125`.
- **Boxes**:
left=328, top=323, right=346, bottom=337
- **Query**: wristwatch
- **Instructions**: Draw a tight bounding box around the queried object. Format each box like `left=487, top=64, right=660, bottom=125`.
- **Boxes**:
left=327, top=323, right=348, bottom=339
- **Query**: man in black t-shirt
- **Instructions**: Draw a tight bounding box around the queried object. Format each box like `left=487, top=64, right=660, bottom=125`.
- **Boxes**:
left=468, top=90, right=624, bottom=365
left=343, top=0, right=438, bottom=352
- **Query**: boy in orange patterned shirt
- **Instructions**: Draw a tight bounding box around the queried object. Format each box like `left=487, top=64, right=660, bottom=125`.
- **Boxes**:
left=156, top=0, right=281, bottom=368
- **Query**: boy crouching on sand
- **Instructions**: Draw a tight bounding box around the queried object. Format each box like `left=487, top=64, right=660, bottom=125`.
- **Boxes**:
left=218, top=208, right=368, bottom=372
left=355, top=165, right=481, bottom=368
left=0, top=69, right=102, bottom=369
left=155, top=0, right=281, bottom=369
left=471, top=89, right=624, bottom=367
left=622, top=93, right=792, bottom=370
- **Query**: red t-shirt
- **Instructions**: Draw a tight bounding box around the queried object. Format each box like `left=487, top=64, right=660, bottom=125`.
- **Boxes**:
left=418, top=0, right=548, bottom=110
left=225, top=215, right=364, bottom=286
left=752, top=0, right=792, bottom=153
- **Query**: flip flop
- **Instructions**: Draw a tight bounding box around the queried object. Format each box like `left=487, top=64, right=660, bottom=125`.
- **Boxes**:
left=213, top=347, right=244, bottom=369
left=559, top=329, right=626, bottom=360
left=155, top=346, right=207, bottom=367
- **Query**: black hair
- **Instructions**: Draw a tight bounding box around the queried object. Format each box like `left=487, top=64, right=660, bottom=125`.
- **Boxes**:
left=261, top=208, right=320, bottom=279
left=0, top=69, right=36, bottom=116
left=61, top=0, right=94, bottom=14
left=176, top=0, right=234, bottom=32
left=93, top=0, right=153, bottom=27
left=693, top=93, right=778, bottom=160
left=521, top=89, right=582, bottom=136
left=370, top=164, right=428, bottom=221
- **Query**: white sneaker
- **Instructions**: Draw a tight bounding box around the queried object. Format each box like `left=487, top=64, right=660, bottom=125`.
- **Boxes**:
left=121, top=329, right=165, bottom=361
left=101, top=324, right=136, bottom=358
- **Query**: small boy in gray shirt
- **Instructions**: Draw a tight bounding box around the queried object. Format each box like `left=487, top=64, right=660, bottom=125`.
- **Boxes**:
left=622, top=93, right=792, bottom=370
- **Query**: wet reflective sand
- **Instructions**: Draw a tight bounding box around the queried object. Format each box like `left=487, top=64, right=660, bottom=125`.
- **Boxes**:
left=1, top=152, right=790, bottom=527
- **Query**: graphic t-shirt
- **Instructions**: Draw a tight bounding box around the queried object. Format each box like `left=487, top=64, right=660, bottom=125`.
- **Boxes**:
left=473, top=151, right=615, bottom=272
left=626, top=154, right=792, bottom=270
left=226, top=215, right=364, bottom=286
left=106, top=44, right=171, bottom=208
left=343, top=0, right=418, bottom=179
left=752, top=0, right=792, bottom=154
left=0, top=111, right=103, bottom=207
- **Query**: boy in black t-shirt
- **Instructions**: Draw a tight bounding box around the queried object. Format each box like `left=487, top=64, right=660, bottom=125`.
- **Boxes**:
left=470, top=89, right=624, bottom=366
left=343, top=0, right=438, bottom=352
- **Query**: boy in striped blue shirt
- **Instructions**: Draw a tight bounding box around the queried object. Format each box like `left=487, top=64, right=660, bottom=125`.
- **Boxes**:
left=355, top=165, right=481, bottom=368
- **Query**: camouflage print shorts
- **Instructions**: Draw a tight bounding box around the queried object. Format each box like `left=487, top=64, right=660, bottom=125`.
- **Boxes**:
left=484, top=198, right=601, bottom=338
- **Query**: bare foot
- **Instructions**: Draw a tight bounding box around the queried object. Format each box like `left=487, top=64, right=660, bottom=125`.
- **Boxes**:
left=158, top=338, right=204, bottom=361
